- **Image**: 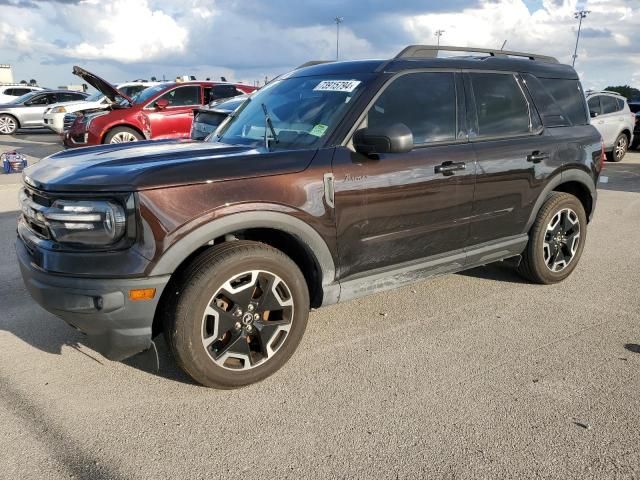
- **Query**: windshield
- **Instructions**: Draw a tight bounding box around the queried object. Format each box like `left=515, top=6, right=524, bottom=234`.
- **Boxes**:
left=133, top=84, right=171, bottom=105
left=85, top=91, right=104, bottom=102
left=8, top=91, right=38, bottom=104
left=214, top=74, right=370, bottom=150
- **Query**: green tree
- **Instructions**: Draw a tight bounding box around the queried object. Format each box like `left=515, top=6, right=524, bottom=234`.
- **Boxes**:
left=604, top=85, right=640, bottom=100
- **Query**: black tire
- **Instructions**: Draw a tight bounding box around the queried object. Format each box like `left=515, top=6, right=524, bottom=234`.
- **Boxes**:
left=0, top=114, right=18, bottom=135
left=517, top=192, right=587, bottom=284
left=165, top=241, right=309, bottom=388
left=607, top=133, right=628, bottom=162
left=103, top=126, right=143, bottom=144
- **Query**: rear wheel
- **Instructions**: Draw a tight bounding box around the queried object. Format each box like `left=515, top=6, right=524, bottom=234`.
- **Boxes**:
left=607, top=133, right=628, bottom=162
left=517, top=192, right=587, bottom=284
left=0, top=114, right=18, bottom=135
left=104, top=126, right=143, bottom=144
left=165, top=241, right=309, bottom=388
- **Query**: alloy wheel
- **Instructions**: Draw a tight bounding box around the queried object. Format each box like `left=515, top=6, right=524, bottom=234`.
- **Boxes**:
left=543, top=208, right=580, bottom=272
left=110, top=131, right=138, bottom=143
left=201, top=270, right=294, bottom=371
left=614, top=135, right=627, bottom=161
left=0, top=116, right=17, bottom=134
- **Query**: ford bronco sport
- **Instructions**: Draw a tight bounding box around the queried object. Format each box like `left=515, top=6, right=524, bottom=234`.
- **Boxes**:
left=17, top=45, right=603, bottom=388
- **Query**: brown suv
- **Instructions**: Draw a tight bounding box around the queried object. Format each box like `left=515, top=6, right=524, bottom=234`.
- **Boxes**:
left=16, top=45, right=603, bottom=388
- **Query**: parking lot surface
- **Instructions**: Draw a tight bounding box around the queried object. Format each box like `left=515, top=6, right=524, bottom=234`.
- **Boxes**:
left=0, top=134, right=639, bottom=479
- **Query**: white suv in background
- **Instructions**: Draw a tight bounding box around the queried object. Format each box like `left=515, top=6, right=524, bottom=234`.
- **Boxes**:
left=43, top=82, right=158, bottom=134
left=586, top=90, right=635, bottom=162
left=0, top=85, right=44, bottom=104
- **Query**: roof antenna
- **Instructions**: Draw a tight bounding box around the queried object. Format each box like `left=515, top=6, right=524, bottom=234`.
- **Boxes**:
left=500, top=40, right=507, bottom=51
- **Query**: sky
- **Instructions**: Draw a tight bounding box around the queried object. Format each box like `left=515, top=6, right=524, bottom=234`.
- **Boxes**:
left=0, top=0, right=638, bottom=91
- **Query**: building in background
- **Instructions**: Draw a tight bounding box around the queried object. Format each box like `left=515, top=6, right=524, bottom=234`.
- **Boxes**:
left=0, top=64, right=14, bottom=84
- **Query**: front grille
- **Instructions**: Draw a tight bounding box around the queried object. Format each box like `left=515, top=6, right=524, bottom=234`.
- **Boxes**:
left=19, top=186, right=53, bottom=239
left=63, top=113, right=78, bottom=132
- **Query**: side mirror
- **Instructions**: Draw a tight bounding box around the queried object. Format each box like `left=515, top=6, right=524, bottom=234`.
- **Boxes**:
left=353, top=123, right=413, bottom=156
left=590, top=110, right=599, bottom=118
left=156, top=98, right=169, bottom=110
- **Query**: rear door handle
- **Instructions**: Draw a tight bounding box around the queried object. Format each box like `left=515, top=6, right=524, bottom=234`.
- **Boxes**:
left=527, top=151, right=550, bottom=163
left=435, top=161, right=466, bottom=176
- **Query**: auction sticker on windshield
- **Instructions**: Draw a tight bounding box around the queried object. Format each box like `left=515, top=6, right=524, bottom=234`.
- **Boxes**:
left=313, top=80, right=361, bottom=93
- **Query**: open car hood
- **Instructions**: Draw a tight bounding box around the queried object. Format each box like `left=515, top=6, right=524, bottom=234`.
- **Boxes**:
left=72, top=66, right=132, bottom=104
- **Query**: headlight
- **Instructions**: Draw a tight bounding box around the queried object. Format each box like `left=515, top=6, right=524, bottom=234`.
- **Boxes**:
left=51, top=106, right=67, bottom=114
left=43, top=199, right=126, bottom=246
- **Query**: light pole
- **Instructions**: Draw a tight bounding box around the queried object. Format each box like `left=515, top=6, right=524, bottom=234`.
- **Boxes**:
left=435, top=29, right=445, bottom=47
left=572, top=10, right=590, bottom=67
left=335, top=16, right=344, bottom=60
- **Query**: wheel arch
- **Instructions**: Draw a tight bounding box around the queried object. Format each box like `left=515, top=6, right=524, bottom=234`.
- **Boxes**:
left=525, top=169, right=596, bottom=233
left=101, top=124, right=145, bottom=144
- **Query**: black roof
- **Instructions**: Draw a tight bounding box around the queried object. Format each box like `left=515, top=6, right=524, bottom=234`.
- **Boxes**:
left=289, top=45, right=578, bottom=80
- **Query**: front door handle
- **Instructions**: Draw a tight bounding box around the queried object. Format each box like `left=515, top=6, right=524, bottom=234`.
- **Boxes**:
left=527, top=151, right=550, bottom=163
left=435, top=161, right=466, bottom=176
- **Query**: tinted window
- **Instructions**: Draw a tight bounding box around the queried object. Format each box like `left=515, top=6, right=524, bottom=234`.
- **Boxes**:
left=57, top=92, right=86, bottom=102
left=27, top=94, right=52, bottom=105
left=367, top=72, right=457, bottom=145
left=156, top=85, right=200, bottom=107
left=538, top=78, right=588, bottom=125
left=616, top=98, right=625, bottom=111
left=629, top=103, right=640, bottom=114
left=13, top=88, right=33, bottom=96
left=601, top=96, right=619, bottom=114
left=212, top=85, right=241, bottom=100
left=4, top=88, right=16, bottom=95
left=588, top=96, right=601, bottom=116
left=470, top=73, right=532, bottom=137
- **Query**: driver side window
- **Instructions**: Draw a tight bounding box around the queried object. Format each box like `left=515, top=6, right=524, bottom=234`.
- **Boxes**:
left=365, top=72, right=457, bottom=145
left=154, top=86, right=200, bottom=107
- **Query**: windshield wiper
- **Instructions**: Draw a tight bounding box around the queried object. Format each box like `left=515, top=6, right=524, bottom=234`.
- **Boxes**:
left=261, top=102, right=278, bottom=150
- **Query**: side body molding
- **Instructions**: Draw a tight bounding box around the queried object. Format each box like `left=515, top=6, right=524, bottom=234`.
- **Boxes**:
left=523, top=168, right=597, bottom=233
left=149, top=211, right=337, bottom=288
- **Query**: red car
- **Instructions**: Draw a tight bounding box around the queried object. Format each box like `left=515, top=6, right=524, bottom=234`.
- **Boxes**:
left=64, top=67, right=256, bottom=147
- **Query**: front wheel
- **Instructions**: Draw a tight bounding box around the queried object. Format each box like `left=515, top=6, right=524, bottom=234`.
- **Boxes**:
left=104, top=126, right=143, bottom=144
left=607, top=133, right=628, bottom=162
left=517, top=192, right=587, bottom=284
left=165, top=241, right=310, bottom=388
left=0, top=114, right=18, bottom=135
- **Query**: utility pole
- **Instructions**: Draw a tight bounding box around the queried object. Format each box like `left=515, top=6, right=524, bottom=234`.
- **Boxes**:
left=435, top=29, right=445, bottom=48
left=335, top=16, right=344, bottom=60
left=572, top=10, right=590, bottom=67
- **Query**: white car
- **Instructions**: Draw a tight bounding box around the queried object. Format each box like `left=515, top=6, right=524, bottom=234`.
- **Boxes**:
left=586, top=90, right=635, bottom=162
left=0, top=84, right=43, bottom=104
left=42, top=82, right=159, bottom=134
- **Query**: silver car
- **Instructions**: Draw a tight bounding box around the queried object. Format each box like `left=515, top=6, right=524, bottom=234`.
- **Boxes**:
left=0, top=90, right=89, bottom=135
left=587, top=90, right=635, bottom=162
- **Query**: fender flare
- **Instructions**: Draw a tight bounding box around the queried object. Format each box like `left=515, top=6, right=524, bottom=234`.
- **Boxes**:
left=524, top=169, right=597, bottom=232
left=149, top=211, right=336, bottom=286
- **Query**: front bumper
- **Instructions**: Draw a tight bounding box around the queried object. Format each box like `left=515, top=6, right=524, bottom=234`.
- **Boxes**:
left=43, top=115, right=64, bottom=134
left=16, top=238, right=170, bottom=361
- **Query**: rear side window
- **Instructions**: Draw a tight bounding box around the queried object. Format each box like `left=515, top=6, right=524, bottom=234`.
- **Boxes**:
left=58, top=92, right=85, bottom=102
left=366, top=72, right=457, bottom=145
left=469, top=73, right=532, bottom=137
left=538, top=78, right=588, bottom=125
left=601, top=95, right=620, bottom=114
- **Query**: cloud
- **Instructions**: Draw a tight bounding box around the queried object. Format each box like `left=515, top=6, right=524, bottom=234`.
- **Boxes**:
left=0, top=0, right=638, bottom=90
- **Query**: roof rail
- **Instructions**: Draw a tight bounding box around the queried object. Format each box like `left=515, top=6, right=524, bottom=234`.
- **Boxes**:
left=395, top=45, right=559, bottom=64
left=296, top=60, right=334, bottom=69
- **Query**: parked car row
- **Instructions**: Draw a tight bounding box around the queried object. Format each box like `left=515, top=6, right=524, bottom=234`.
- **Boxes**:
left=0, top=67, right=256, bottom=144
left=0, top=89, right=89, bottom=134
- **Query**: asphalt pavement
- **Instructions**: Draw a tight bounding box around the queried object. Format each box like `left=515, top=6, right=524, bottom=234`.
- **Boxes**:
left=0, top=134, right=639, bottom=479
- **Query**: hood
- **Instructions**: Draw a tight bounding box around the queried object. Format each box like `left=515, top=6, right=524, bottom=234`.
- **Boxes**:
left=22, top=140, right=316, bottom=192
left=47, top=99, right=102, bottom=111
left=72, top=66, right=132, bottom=104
